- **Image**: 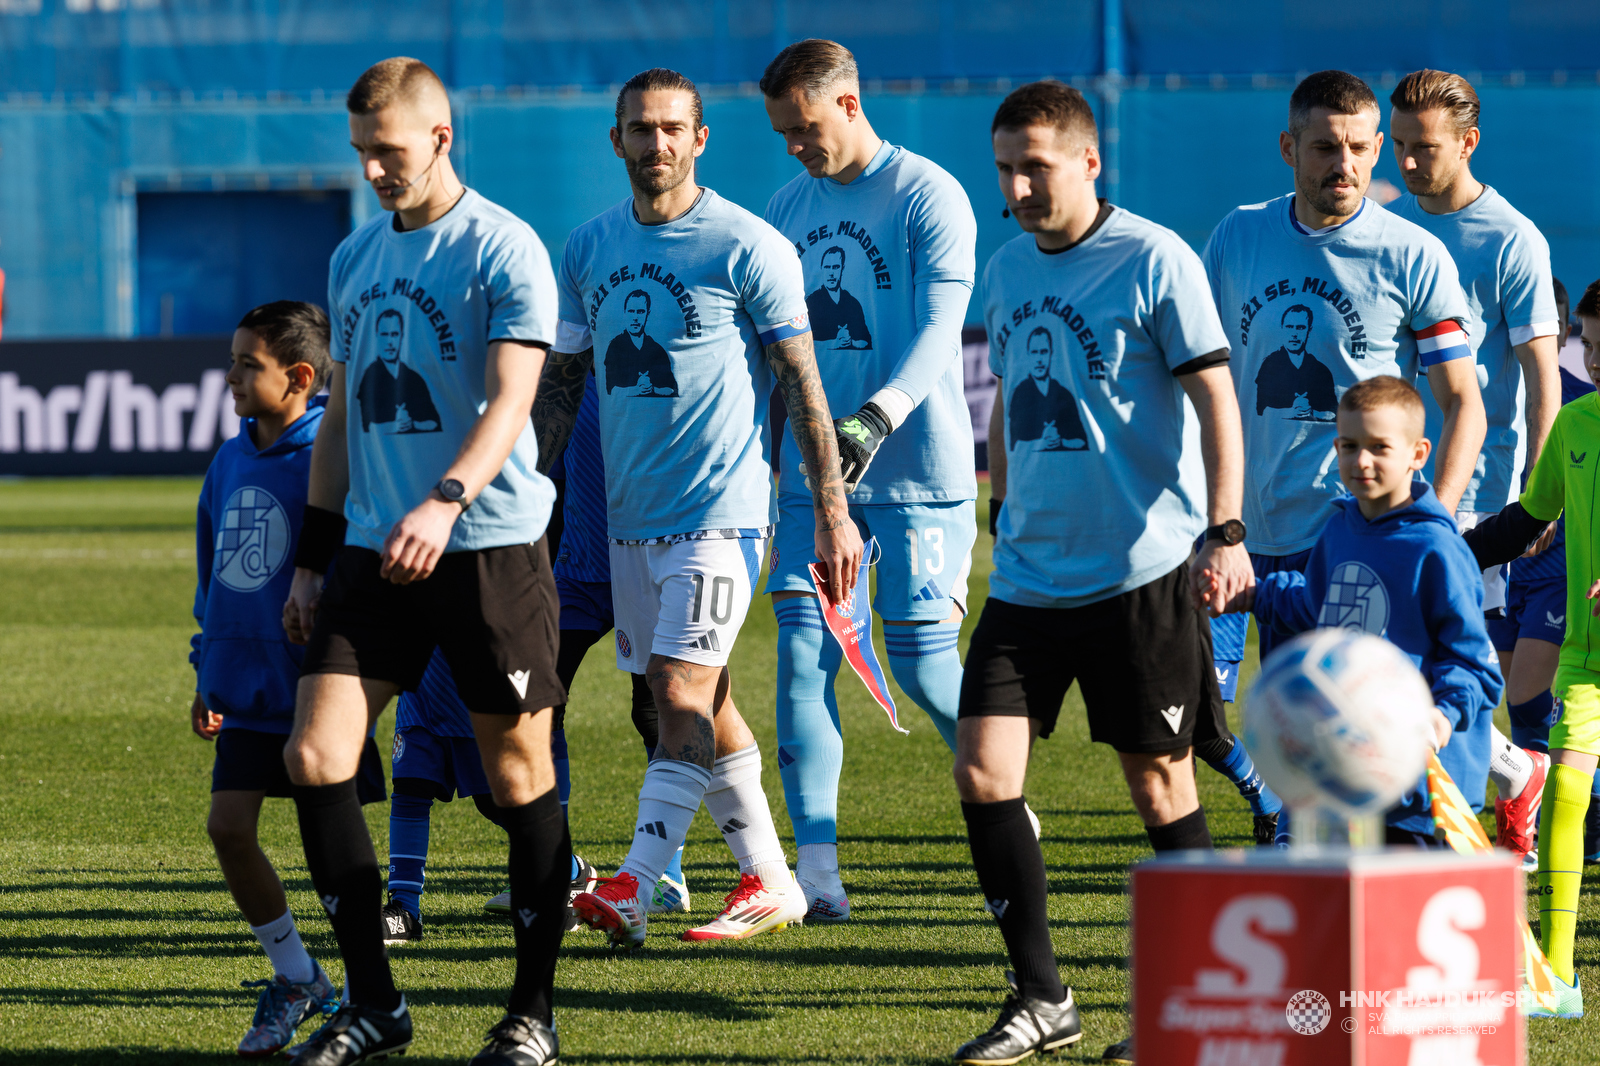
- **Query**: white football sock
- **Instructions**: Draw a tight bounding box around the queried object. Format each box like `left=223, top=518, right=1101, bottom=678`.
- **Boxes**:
left=251, top=909, right=315, bottom=984
left=1488, top=725, right=1535, bottom=799
left=702, top=742, right=790, bottom=886
left=797, top=842, right=839, bottom=880
left=618, top=759, right=711, bottom=889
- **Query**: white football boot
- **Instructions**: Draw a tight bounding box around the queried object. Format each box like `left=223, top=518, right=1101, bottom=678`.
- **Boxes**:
left=681, top=872, right=806, bottom=941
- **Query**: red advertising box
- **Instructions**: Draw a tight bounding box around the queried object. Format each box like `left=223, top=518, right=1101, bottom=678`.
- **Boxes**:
left=1132, top=849, right=1524, bottom=1065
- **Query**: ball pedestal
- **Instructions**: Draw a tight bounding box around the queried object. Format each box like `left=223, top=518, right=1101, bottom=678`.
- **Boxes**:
left=1130, top=847, right=1524, bottom=1065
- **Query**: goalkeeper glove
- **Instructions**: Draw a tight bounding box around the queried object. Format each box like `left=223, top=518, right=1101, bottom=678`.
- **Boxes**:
left=802, top=401, right=892, bottom=493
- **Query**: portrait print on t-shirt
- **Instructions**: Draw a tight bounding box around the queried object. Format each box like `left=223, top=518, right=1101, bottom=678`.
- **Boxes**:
left=805, top=245, right=873, bottom=351
left=603, top=289, right=678, bottom=397
left=1254, top=303, right=1338, bottom=421
left=1008, top=327, right=1087, bottom=451
left=356, top=308, right=442, bottom=433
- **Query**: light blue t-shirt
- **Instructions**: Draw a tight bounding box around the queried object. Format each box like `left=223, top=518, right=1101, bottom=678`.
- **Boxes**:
left=328, top=188, right=559, bottom=553
left=1203, top=194, right=1473, bottom=554
left=981, top=205, right=1230, bottom=608
left=764, top=142, right=978, bottom=505
left=555, top=188, right=807, bottom=541
left=1390, top=186, right=1558, bottom=513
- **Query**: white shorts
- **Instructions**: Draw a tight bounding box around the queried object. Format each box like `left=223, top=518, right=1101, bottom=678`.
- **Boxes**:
left=609, top=536, right=766, bottom=673
left=1456, top=510, right=1507, bottom=613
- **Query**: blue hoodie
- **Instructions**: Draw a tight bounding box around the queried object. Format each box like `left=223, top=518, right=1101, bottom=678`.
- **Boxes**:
left=190, top=402, right=324, bottom=734
left=1252, top=483, right=1504, bottom=835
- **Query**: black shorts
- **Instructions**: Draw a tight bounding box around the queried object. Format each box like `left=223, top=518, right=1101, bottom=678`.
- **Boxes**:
left=302, top=542, right=564, bottom=716
left=212, top=727, right=387, bottom=803
left=958, top=560, right=1223, bottom=753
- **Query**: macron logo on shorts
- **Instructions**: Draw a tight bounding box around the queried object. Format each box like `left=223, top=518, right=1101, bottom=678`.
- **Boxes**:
left=508, top=669, right=530, bottom=699
left=1159, top=704, right=1184, bottom=734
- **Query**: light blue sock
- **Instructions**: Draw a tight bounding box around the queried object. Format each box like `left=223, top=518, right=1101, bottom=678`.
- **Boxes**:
left=386, top=793, right=432, bottom=918
left=774, top=597, right=845, bottom=847
left=882, top=621, right=962, bottom=752
left=1218, top=736, right=1283, bottom=817
left=663, top=843, right=685, bottom=885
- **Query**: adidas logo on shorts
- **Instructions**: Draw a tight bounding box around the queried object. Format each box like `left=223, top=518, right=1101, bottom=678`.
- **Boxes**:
left=693, top=631, right=722, bottom=653
left=912, top=578, right=945, bottom=603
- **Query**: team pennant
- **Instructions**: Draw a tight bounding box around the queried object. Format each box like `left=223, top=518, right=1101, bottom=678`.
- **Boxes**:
left=808, top=557, right=905, bottom=734
left=1426, top=752, right=1562, bottom=1014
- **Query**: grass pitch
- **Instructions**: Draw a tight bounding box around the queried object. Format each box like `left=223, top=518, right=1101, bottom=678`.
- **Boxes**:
left=0, top=476, right=1594, bottom=1064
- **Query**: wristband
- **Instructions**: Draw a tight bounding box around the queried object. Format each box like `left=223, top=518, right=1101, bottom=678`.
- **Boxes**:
left=293, top=504, right=347, bottom=574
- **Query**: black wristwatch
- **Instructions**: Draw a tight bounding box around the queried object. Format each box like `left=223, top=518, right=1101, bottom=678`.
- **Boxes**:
left=1203, top=519, right=1246, bottom=546
left=436, top=477, right=470, bottom=511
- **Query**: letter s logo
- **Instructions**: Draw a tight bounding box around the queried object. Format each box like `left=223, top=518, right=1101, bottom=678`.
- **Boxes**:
left=1195, top=894, right=1296, bottom=994
left=1405, top=886, right=1485, bottom=990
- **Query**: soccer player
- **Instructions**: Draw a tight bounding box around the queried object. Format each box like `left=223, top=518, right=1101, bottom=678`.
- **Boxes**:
left=281, top=58, right=567, bottom=1066
left=538, top=368, right=694, bottom=914
left=537, top=68, right=862, bottom=948
left=1459, top=278, right=1600, bottom=1018
left=194, top=302, right=370, bottom=1057
left=1387, top=69, right=1561, bottom=857
left=1203, top=72, right=1483, bottom=831
left=1215, top=377, right=1502, bottom=846
left=759, top=38, right=978, bottom=920
left=952, top=81, right=1253, bottom=1065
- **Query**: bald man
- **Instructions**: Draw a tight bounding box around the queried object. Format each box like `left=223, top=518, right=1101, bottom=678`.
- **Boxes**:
left=280, top=57, right=567, bottom=1066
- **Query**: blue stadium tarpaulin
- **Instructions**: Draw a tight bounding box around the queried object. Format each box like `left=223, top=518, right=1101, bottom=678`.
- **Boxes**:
left=2, top=1, right=1597, bottom=98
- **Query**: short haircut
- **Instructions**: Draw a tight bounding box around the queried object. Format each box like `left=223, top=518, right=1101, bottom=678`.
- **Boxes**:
left=624, top=289, right=652, bottom=313
left=1389, top=70, right=1480, bottom=135
left=347, top=57, right=446, bottom=116
left=760, top=38, right=859, bottom=101
left=375, top=308, right=403, bottom=329
left=615, top=68, right=703, bottom=130
left=237, top=301, right=332, bottom=392
left=1027, top=326, right=1053, bottom=352
left=1282, top=304, right=1313, bottom=327
left=1289, top=70, right=1379, bottom=140
left=1577, top=279, right=1600, bottom=320
left=821, top=246, right=845, bottom=266
left=1339, top=374, right=1425, bottom=430
left=1554, top=276, right=1569, bottom=319
left=992, top=81, right=1098, bottom=146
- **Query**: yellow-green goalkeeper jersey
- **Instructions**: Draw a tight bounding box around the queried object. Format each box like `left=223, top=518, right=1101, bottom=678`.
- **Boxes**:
left=1522, top=391, right=1600, bottom=681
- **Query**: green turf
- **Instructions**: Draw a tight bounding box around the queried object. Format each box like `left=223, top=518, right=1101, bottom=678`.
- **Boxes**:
left=0, top=477, right=1593, bottom=1063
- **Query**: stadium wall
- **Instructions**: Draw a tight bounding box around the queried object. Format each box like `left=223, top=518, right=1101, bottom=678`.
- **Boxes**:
left=3, top=81, right=1599, bottom=342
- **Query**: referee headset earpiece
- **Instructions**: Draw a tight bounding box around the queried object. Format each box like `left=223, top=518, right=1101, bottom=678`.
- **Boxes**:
left=1002, top=206, right=1011, bottom=218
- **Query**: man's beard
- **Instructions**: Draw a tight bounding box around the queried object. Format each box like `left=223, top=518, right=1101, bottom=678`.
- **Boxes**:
left=1299, top=170, right=1365, bottom=217
left=1400, top=164, right=1455, bottom=198
left=626, top=149, right=694, bottom=196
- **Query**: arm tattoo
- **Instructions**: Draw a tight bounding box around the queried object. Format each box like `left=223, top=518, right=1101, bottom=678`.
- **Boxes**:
left=530, top=346, right=594, bottom=475
left=765, top=333, right=848, bottom=527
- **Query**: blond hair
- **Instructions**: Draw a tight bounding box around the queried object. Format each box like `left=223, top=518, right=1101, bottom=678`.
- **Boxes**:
left=347, top=57, right=447, bottom=116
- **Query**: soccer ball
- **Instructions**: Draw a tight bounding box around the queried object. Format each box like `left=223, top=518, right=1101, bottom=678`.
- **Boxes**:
left=1243, top=629, right=1436, bottom=818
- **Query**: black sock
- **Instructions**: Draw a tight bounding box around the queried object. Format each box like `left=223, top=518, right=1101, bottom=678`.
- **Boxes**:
left=962, top=797, right=1065, bottom=1004
left=292, top=778, right=400, bottom=1010
left=500, top=788, right=572, bottom=1024
left=1191, top=733, right=1234, bottom=768
left=1146, top=806, right=1213, bottom=851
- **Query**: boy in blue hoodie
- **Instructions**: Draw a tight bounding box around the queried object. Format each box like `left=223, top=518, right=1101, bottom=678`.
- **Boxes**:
left=1210, top=375, right=1503, bottom=844
left=190, top=302, right=386, bottom=1057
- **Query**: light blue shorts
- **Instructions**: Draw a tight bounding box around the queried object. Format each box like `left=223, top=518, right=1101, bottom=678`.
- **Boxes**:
left=768, top=496, right=976, bottom=622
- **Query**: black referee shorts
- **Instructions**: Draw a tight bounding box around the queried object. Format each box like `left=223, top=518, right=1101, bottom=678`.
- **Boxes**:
left=958, top=559, right=1223, bottom=753
left=302, top=541, right=564, bottom=717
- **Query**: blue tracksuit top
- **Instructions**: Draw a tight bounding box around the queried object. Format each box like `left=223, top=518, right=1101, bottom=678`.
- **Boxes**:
left=1253, top=482, right=1504, bottom=834
left=190, top=402, right=323, bottom=734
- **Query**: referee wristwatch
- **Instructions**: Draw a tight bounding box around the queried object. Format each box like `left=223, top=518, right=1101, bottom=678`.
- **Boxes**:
left=436, top=477, right=470, bottom=511
left=1203, top=519, right=1246, bottom=546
